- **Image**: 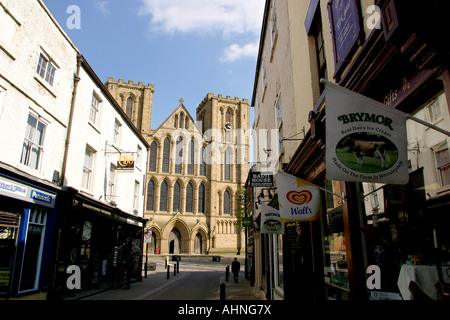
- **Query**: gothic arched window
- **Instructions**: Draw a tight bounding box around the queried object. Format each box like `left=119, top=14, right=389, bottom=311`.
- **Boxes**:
left=188, top=140, right=194, bottom=175
left=146, top=180, right=155, bottom=211
left=162, top=138, right=170, bottom=173
left=126, top=97, right=133, bottom=119
left=160, top=180, right=168, bottom=211
left=224, top=149, right=231, bottom=181
left=186, top=182, right=193, bottom=213
left=175, top=136, right=183, bottom=174
left=224, top=190, right=230, bottom=215
left=200, top=147, right=206, bottom=176
left=149, top=141, right=157, bottom=172
left=198, top=183, right=205, bottom=213
left=173, top=181, right=181, bottom=212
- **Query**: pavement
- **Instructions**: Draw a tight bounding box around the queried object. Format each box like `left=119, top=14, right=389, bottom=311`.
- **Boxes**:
left=61, top=254, right=266, bottom=301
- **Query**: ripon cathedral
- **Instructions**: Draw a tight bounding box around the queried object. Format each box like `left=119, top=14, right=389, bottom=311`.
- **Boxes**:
left=105, top=78, right=250, bottom=255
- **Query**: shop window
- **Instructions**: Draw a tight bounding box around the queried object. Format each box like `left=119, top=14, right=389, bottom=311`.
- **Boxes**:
left=20, top=113, right=47, bottom=171
left=19, top=208, right=47, bottom=292
left=0, top=212, right=20, bottom=294
left=435, top=148, right=450, bottom=187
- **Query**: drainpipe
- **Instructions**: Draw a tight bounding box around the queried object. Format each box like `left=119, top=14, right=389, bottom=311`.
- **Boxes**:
left=60, top=53, right=82, bottom=186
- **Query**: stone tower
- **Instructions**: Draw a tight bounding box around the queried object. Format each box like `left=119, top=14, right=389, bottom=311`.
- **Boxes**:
left=105, top=77, right=155, bottom=134
left=196, top=93, right=250, bottom=253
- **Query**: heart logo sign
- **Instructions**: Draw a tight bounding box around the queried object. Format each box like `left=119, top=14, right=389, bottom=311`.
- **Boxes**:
left=286, top=190, right=312, bottom=205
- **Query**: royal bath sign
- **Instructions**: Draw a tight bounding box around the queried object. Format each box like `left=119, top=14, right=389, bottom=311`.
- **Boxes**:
left=323, top=80, right=409, bottom=185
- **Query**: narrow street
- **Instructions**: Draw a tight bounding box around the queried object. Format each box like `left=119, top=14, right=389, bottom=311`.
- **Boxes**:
left=80, top=255, right=262, bottom=301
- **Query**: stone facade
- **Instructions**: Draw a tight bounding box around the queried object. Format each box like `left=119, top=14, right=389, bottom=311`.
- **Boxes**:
left=107, top=80, right=250, bottom=255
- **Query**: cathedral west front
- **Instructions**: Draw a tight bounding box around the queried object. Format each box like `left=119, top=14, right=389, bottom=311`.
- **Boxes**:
left=105, top=78, right=250, bottom=255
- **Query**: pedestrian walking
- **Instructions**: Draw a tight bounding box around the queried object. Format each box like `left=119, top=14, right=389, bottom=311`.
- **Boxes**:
left=231, top=258, right=240, bottom=283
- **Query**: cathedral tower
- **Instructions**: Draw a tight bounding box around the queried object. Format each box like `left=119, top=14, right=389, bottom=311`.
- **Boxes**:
left=105, top=78, right=155, bottom=134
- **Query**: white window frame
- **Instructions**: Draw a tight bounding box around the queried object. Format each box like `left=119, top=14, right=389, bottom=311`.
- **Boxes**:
left=36, top=52, right=57, bottom=86
left=107, top=163, right=116, bottom=201
left=133, top=180, right=140, bottom=211
left=113, top=119, right=121, bottom=147
left=426, top=92, right=445, bottom=124
left=82, top=145, right=96, bottom=190
left=20, top=113, right=47, bottom=171
left=89, top=92, right=101, bottom=125
left=434, top=144, right=450, bottom=187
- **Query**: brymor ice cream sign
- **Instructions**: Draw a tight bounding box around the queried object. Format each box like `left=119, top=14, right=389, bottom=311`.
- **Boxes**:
left=323, top=80, right=409, bottom=185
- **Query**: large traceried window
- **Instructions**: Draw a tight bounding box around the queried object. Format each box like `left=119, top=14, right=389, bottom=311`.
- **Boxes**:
left=186, top=182, right=193, bottom=213
left=173, top=181, right=181, bottom=212
left=149, top=141, right=157, bottom=172
left=223, top=190, right=231, bottom=215
left=162, top=138, right=170, bottom=173
left=19, top=207, right=47, bottom=292
left=160, top=180, right=168, bottom=211
left=21, top=114, right=46, bottom=170
left=198, top=183, right=205, bottom=213
left=146, top=180, right=155, bottom=211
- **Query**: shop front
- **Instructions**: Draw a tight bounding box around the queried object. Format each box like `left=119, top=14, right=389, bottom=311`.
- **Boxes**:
left=0, top=169, right=58, bottom=300
left=49, top=187, right=146, bottom=299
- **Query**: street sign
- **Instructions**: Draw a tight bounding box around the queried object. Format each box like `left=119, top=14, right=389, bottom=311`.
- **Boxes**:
left=144, top=231, right=152, bottom=243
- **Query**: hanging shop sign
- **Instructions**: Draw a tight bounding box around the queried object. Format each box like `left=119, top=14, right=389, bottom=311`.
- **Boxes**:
left=249, top=172, right=274, bottom=187
left=0, top=175, right=56, bottom=208
left=328, top=0, right=362, bottom=73
left=323, top=80, right=409, bottom=185
left=242, top=217, right=253, bottom=228
left=260, top=203, right=284, bottom=234
left=276, top=171, right=321, bottom=223
left=117, top=154, right=135, bottom=170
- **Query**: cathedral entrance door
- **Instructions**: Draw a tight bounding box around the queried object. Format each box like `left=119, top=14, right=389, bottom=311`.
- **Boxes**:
left=194, top=233, right=202, bottom=254
left=168, top=229, right=181, bottom=254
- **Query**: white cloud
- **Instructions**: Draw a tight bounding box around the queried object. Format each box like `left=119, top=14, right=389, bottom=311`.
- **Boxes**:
left=94, top=1, right=111, bottom=16
left=220, top=42, right=259, bottom=62
left=138, top=0, right=264, bottom=36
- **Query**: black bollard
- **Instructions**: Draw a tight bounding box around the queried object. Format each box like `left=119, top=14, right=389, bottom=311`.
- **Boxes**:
left=167, top=265, right=170, bottom=279
left=174, top=264, right=177, bottom=276
left=225, top=265, right=229, bottom=282
left=176, top=260, right=179, bottom=273
left=220, top=283, right=226, bottom=300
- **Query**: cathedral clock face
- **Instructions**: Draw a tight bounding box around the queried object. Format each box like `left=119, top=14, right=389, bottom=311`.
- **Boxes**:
left=224, top=123, right=232, bottom=130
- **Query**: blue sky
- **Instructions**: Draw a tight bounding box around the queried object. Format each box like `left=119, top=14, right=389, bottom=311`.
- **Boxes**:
left=42, top=0, right=264, bottom=129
